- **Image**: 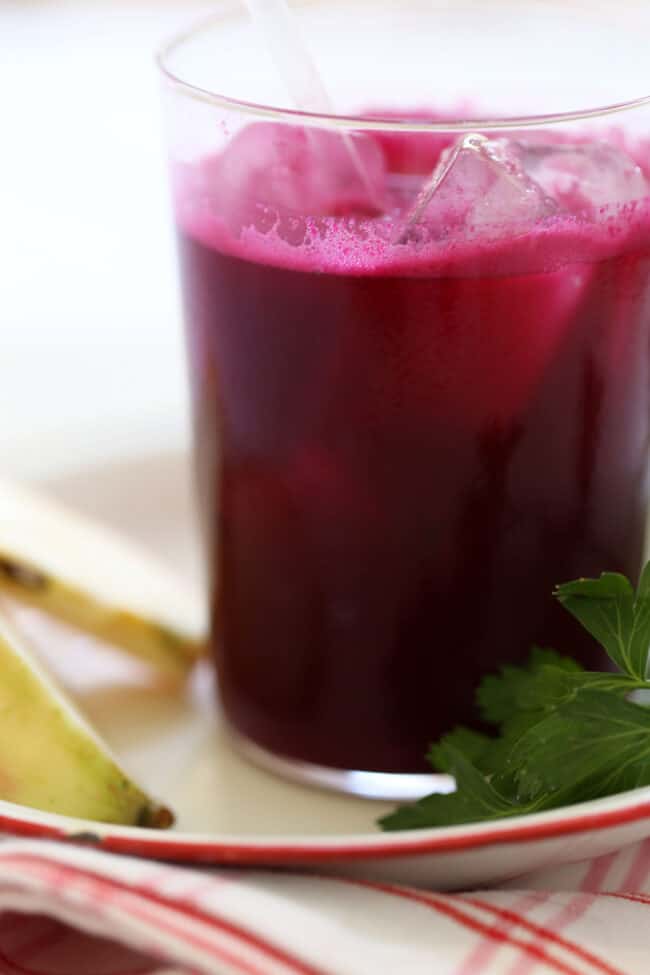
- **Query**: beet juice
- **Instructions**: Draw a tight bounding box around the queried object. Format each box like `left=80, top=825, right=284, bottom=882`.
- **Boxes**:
left=176, top=122, right=650, bottom=775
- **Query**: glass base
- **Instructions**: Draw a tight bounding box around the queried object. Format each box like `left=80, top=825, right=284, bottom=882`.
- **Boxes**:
left=226, top=724, right=454, bottom=801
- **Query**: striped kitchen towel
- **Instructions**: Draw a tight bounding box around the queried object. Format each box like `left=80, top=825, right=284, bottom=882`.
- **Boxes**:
left=0, top=837, right=647, bottom=974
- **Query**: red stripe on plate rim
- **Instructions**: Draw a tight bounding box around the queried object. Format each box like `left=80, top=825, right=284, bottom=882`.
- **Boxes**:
left=0, top=794, right=650, bottom=864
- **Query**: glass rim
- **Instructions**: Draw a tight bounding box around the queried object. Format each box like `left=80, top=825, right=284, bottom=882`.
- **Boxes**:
left=157, top=5, right=650, bottom=132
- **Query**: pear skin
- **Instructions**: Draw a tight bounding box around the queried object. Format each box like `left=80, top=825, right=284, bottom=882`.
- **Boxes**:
left=0, top=611, right=173, bottom=827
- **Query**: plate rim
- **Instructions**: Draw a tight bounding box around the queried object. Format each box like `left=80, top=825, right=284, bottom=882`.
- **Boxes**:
left=2, top=786, right=650, bottom=864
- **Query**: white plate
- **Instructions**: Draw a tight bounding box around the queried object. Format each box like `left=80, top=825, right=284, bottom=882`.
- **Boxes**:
left=3, top=445, right=650, bottom=891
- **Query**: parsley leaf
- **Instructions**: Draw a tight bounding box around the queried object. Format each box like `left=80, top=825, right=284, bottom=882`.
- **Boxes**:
left=378, top=745, right=540, bottom=830
left=378, top=562, right=650, bottom=832
left=555, top=563, right=650, bottom=680
left=477, top=647, right=583, bottom=731
left=428, top=727, right=494, bottom=773
left=505, top=689, right=650, bottom=805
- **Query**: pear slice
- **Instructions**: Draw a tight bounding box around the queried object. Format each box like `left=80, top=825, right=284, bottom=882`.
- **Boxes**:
left=0, top=478, right=206, bottom=678
left=0, top=610, right=173, bottom=826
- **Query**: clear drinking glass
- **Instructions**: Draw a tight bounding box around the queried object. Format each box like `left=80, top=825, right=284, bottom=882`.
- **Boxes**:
left=158, top=0, right=650, bottom=799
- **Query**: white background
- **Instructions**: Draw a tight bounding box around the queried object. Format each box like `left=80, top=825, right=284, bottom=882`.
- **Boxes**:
left=2, top=0, right=212, bottom=480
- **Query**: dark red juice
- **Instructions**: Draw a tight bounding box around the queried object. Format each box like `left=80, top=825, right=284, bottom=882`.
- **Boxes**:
left=177, top=125, right=650, bottom=773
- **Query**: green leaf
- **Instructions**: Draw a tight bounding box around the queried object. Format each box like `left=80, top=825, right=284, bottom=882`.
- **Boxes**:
left=532, top=669, right=643, bottom=701
left=555, top=569, right=650, bottom=680
left=474, top=666, right=630, bottom=781
left=505, top=689, right=650, bottom=805
left=378, top=745, right=537, bottom=831
left=378, top=563, right=650, bottom=833
left=428, top=727, right=494, bottom=773
left=380, top=690, right=650, bottom=832
left=477, top=647, right=583, bottom=727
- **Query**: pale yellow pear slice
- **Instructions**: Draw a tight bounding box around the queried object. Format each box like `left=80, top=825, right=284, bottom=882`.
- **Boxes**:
left=0, top=610, right=173, bottom=826
left=0, top=479, right=207, bottom=677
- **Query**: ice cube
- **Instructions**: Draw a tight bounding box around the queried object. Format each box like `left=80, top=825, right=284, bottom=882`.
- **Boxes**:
left=519, top=140, right=650, bottom=213
left=200, top=122, right=386, bottom=233
left=396, top=134, right=555, bottom=243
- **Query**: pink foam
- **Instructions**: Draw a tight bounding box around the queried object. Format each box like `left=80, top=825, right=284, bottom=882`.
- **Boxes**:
left=173, top=121, right=650, bottom=279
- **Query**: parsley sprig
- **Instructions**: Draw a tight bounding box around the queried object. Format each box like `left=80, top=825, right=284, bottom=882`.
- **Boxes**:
left=379, top=564, right=650, bottom=831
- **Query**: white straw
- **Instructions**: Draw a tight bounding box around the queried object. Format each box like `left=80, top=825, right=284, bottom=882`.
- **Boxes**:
left=244, top=0, right=382, bottom=209
left=245, top=0, right=332, bottom=114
